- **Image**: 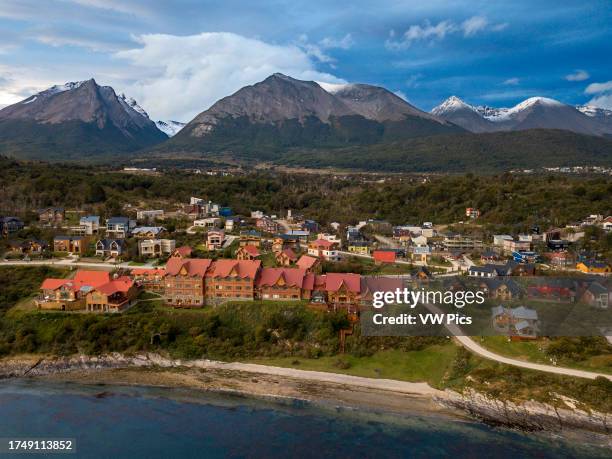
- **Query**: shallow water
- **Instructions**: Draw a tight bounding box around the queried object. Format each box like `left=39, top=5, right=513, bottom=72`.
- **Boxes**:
left=0, top=380, right=608, bottom=458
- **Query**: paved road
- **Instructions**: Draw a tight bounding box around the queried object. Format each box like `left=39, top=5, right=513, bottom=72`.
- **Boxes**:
left=424, top=302, right=612, bottom=381
left=0, top=259, right=157, bottom=270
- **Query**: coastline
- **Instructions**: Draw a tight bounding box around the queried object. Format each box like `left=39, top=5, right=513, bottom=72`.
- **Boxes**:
left=0, top=353, right=609, bottom=437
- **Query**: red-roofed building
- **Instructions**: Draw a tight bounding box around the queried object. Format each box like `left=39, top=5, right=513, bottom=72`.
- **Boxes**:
left=296, top=255, right=320, bottom=273
left=131, top=268, right=166, bottom=292
left=256, top=268, right=311, bottom=301
left=164, top=258, right=213, bottom=307
left=206, top=259, right=261, bottom=303
left=275, top=248, right=297, bottom=266
left=236, top=244, right=260, bottom=261
left=171, top=246, right=192, bottom=259
left=37, top=270, right=111, bottom=311
left=86, top=277, right=138, bottom=313
left=307, top=239, right=340, bottom=261
left=372, top=250, right=396, bottom=264
left=311, top=273, right=361, bottom=313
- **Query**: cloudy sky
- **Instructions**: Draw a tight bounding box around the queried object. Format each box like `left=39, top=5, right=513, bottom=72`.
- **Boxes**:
left=0, top=0, right=610, bottom=121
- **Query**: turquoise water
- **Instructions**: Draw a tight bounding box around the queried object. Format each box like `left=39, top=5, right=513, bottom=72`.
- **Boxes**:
left=0, top=381, right=608, bottom=458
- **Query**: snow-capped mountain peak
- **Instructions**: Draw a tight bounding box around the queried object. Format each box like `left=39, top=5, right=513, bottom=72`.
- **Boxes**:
left=118, top=93, right=149, bottom=119
left=576, top=105, right=612, bottom=118
left=431, top=96, right=477, bottom=115
left=155, top=120, right=186, bottom=137
left=22, top=81, right=88, bottom=103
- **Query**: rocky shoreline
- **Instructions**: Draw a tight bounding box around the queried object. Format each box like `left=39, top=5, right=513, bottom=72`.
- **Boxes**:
left=1, top=353, right=609, bottom=435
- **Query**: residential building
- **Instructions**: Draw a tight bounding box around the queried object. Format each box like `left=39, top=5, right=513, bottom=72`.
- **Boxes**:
left=480, top=278, right=523, bottom=300
left=443, top=233, right=483, bottom=250
left=373, top=250, right=396, bottom=264
left=360, top=277, right=403, bottom=309
left=317, top=233, right=341, bottom=245
left=347, top=240, right=371, bottom=255
left=85, top=277, right=138, bottom=313
left=256, top=268, right=313, bottom=301
left=255, top=217, right=280, bottom=233
left=194, top=217, right=221, bottom=228
left=275, top=248, right=297, bottom=266
left=77, top=216, right=100, bottom=235
left=0, top=217, right=24, bottom=236
left=36, top=270, right=111, bottom=311
left=493, top=234, right=513, bottom=246
left=205, top=259, right=261, bottom=302
left=171, top=246, right=192, bottom=259
left=239, top=230, right=262, bottom=247
left=503, top=239, right=531, bottom=254
left=132, top=226, right=167, bottom=238
left=311, top=273, right=361, bottom=314
left=492, top=305, right=539, bottom=338
left=8, top=239, right=47, bottom=255
left=308, top=239, right=340, bottom=261
left=296, top=255, right=320, bottom=273
left=38, top=207, right=64, bottom=225
left=106, top=217, right=135, bottom=238
left=207, top=230, right=225, bottom=250
left=411, top=245, right=431, bottom=263
left=131, top=268, right=166, bottom=292
left=136, top=209, right=164, bottom=221
left=53, top=236, right=89, bottom=254
left=164, top=258, right=212, bottom=307
left=465, top=207, right=480, bottom=219
left=138, top=239, right=176, bottom=257
left=581, top=282, right=609, bottom=308
left=236, top=245, right=260, bottom=260
left=95, top=239, right=127, bottom=258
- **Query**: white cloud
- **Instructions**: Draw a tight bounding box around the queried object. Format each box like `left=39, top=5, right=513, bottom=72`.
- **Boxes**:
left=585, top=80, right=612, bottom=109
left=565, top=69, right=589, bottom=81
left=114, top=32, right=345, bottom=121
left=461, top=16, right=488, bottom=37
left=503, top=77, right=520, bottom=85
left=587, top=94, right=612, bottom=110
left=319, top=33, right=354, bottom=50
left=584, top=80, right=612, bottom=94
left=386, top=16, right=506, bottom=50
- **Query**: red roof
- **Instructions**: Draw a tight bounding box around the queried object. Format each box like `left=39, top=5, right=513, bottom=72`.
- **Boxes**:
left=173, top=246, right=192, bottom=257
left=242, top=245, right=260, bottom=257
left=296, top=255, right=318, bottom=270
left=207, top=259, right=261, bottom=279
left=316, top=273, right=361, bottom=293
left=166, top=258, right=212, bottom=277
left=280, top=248, right=297, bottom=260
left=256, top=268, right=307, bottom=288
left=95, top=277, right=134, bottom=296
left=41, top=270, right=110, bottom=292
left=310, top=239, right=336, bottom=248
left=41, top=278, right=70, bottom=290
left=373, top=250, right=396, bottom=263
left=73, top=270, right=111, bottom=286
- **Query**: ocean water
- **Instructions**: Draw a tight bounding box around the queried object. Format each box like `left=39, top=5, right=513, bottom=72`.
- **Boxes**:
left=0, top=381, right=608, bottom=458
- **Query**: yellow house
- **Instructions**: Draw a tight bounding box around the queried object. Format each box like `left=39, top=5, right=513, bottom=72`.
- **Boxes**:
left=576, top=261, right=612, bottom=274
left=347, top=241, right=370, bottom=255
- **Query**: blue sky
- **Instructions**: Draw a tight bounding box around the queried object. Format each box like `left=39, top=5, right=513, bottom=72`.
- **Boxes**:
left=0, top=0, right=610, bottom=121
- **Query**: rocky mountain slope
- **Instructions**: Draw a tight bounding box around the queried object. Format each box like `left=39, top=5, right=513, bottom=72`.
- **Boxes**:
left=0, top=79, right=168, bottom=159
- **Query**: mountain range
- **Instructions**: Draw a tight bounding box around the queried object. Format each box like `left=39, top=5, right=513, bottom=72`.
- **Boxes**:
left=431, top=95, right=612, bottom=137
left=0, top=74, right=611, bottom=171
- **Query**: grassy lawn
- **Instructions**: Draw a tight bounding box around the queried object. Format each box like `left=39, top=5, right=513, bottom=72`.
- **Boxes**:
left=478, top=336, right=612, bottom=374
left=246, top=344, right=458, bottom=387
